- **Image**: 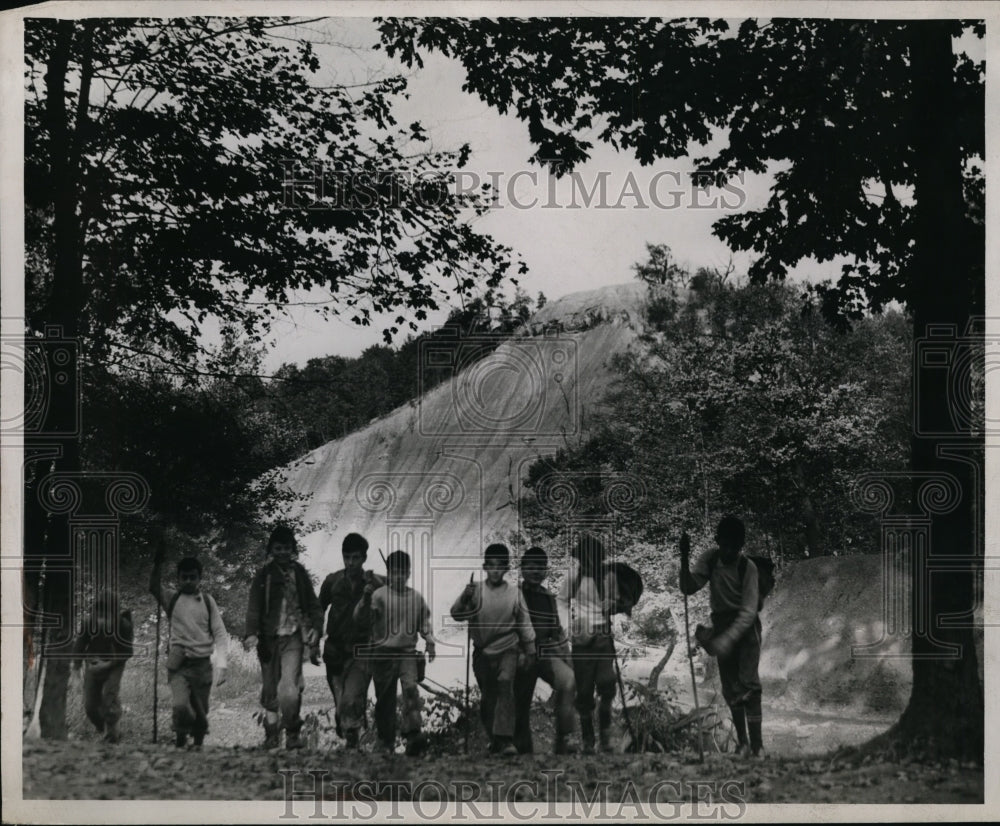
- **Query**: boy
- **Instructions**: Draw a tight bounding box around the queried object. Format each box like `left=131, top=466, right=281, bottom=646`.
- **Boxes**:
left=513, top=547, right=578, bottom=755
left=557, top=533, right=621, bottom=754
left=680, top=515, right=763, bottom=758
left=150, top=553, right=228, bottom=750
left=319, top=532, right=383, bottom=749
left=72, top=587, right=133, bottom=743
left=244, top=525, right=323, bottom=750
left=451, top=543, right=535, bottom=756
left=354, top=550, right=435, bottom=755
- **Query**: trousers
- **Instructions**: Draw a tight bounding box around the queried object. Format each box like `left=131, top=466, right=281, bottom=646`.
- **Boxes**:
left=473, top=647, right=519, bottom=739
left=260, top=633, right=306, bottom=732
left=168, top=656, right=213, bottom=737
left=572, top=633, right=617, bottom=724
left=369, top=649, right=422, bottom=745
left=325, top=655, right=371, bottom=733
left=513, top=652, right=576, bottom=753
left=83, top=659, right=126, bottom=736
left=714, top=615, right=762, bottom=707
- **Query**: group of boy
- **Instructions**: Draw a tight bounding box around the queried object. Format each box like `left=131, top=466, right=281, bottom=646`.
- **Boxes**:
left=78, top=515, right=764, bottom=760
left=451, top=535, right=640, bottom=757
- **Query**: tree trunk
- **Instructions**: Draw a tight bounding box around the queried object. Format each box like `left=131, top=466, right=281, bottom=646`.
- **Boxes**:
left=37, top=545, right=72, bottom=739
left=792, top=461, right=824, bottom=556
left=32, top=19, right=91, bottom=740
left=890, top=21, right=984, bottom=761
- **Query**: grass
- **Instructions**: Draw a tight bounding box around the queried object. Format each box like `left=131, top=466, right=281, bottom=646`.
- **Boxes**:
left=58, top=634, right=261, bottom=744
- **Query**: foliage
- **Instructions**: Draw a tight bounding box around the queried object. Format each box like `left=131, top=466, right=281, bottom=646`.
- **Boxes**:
left=522, top=267, right=912, bottom=559
left=420, top=685, right=486, bottom=756
left=378, top=17, right=983, bottom=322
left=26, top=17, right=523, bottom=360
left=25, top=17, right=523, bottom=738
left=623, top=680, right=727, bottom=754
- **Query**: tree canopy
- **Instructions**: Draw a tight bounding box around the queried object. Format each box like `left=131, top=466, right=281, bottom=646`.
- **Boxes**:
left=379, top=18, right=983, bottom=322
left=26, top=17, right=522, bottom=362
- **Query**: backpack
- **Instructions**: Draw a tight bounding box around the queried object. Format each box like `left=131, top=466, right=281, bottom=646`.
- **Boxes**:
left=709, top=553, right=775, bottom=612
left=605, top=562, right=644, bottom=615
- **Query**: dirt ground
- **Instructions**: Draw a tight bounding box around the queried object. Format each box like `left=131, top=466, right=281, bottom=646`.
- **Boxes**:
left=21, top=736, right=983, bottom=806
left=21, top=672, right=983, bottom=806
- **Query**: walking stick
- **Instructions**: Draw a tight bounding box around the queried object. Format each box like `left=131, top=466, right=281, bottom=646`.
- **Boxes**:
left=463, top=572, right=474, bottom=755
left=152, top=535, right=165, bottom=744
left=680, top=532, right=705, bottom=763
left=153, top=598, right=161, bottom=744
left=610, top=633, right=636, bottom=746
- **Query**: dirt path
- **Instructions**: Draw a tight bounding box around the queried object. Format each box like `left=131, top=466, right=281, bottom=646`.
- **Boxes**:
left=21, top=737, right=982, bottom=805
left=21, top=671, right=982, bottom=806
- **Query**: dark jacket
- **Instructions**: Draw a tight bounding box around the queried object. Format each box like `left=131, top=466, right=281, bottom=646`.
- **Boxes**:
left=73, top=609, right=133, bottom=664
left=520, top=581, right=568, bottom=655
left=246, top=560, right=322, bottom=639
left=319, top=568, right=385, bottom=659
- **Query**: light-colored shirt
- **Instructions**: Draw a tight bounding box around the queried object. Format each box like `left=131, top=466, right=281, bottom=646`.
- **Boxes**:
left=557, top=563, right=618, bottom=645
left=276, top=567, right=302, bottom=637
left=689, top=548, right=759, bottom=649
left=159, top=587, right=228, bottom=668
left=451, top=580, right=535, bottom=656
left=359, top=585, right=433, bottom=650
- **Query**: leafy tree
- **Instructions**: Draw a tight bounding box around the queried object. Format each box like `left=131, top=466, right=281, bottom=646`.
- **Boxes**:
left=632, top=243, right=689, bottom=290
left=523, top=275, right=911, bottom=559
left=24, top=17, right=520, bottom=738
left=381, top=17, right=985, bottom=757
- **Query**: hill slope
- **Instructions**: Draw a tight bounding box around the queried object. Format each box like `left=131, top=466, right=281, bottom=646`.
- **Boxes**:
left=285, top=282, right=647, bottom=611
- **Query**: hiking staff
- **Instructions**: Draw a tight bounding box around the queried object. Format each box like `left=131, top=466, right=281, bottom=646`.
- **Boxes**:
left=463, top=571, right=474, bottom=754
left=152, top=535, right=165, bottom=744
left=680, top=532, right=705, bottom=762
left=608, top=626, right=636, bottom=747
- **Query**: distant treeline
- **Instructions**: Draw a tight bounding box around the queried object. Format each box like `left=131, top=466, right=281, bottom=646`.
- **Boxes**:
left=271, top=289, right=543, bottom=449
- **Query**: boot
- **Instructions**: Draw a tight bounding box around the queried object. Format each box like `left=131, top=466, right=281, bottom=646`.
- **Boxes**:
left=405, top=732, right=428, bottom=757
left=344, top=729, right=360, bottom=750
left=104, top=721, right=121, bottom=744
left=747, top=694, right=763, bottom=757
left=285, top=727, right=304, bottom=750
left=175, top=732, right=188, bottom=749
left=263, top=721, right=281, bottom=750
left=554, top=733, right=579, bottom=755
left=598, top=704, right=614, bottom=752
left=580, top=716, right=596, bottom=754
left=191, top=732, right=205, bottom=751
left=730, top=704, right=748, bottom=753
left=748, top=719, right=764, bottom=758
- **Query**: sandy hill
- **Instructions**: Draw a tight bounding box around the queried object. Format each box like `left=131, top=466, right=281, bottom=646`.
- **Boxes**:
left=287, top=281, right=647, bottom=614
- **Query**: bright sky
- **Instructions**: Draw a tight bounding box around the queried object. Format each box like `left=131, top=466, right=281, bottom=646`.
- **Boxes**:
left=258, top=17, right=778, bottom=370
left=259, top=17, right=981, bottom=371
